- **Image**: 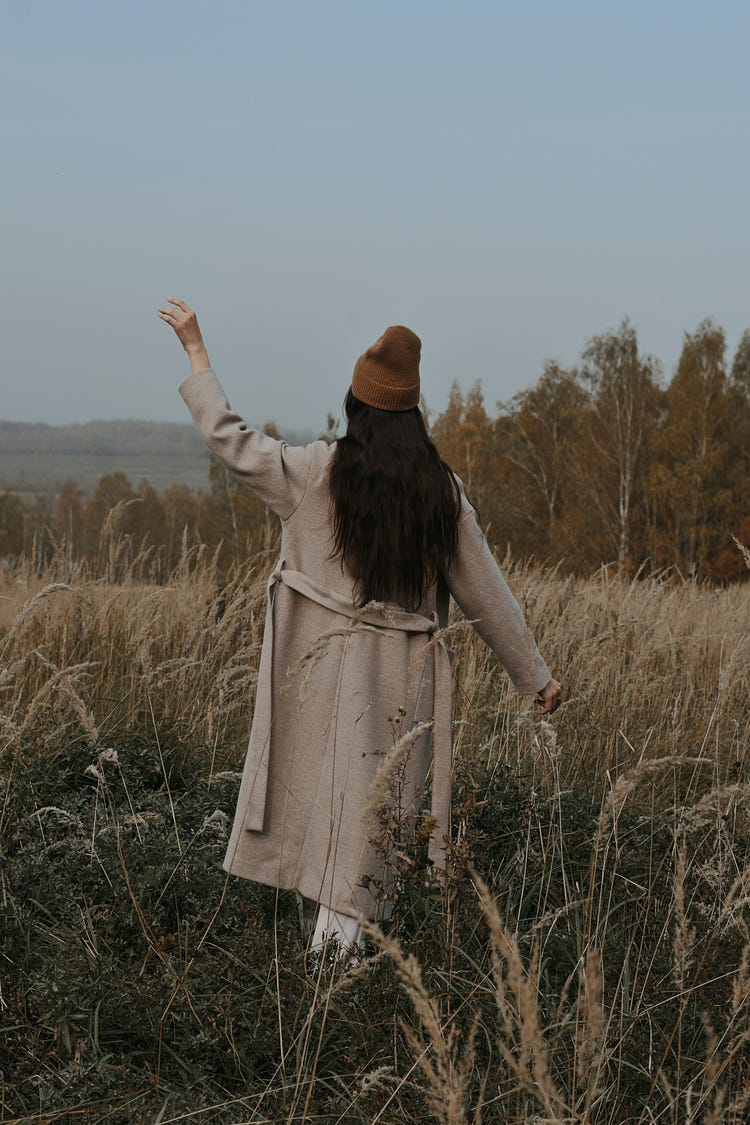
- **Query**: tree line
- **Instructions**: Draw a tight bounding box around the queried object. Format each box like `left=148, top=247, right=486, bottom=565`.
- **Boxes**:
left=0, top=418, right=205, bottom=458
left=432, top=317, right=749, bottom=582
left=1, top=316, right=748, bottom=583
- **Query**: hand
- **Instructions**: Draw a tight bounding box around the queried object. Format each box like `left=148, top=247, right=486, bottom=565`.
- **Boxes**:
left=536, top=678, right=563, bottom=716
left=157, top=297, right=206, bottom=355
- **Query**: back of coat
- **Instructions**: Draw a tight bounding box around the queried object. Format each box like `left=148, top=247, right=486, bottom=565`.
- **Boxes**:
left=180, top=368, right=551, bottom=919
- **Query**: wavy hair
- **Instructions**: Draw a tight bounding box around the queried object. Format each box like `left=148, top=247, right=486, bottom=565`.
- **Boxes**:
left=327, top=389, right=463, bottom=611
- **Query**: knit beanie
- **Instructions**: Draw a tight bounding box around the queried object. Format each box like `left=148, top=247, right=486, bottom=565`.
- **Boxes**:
left=351, top=325, right=421, bottom=411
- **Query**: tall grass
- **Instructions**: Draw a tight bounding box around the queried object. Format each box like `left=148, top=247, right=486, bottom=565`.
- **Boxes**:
left=1, top=533, right=749, bottom=1121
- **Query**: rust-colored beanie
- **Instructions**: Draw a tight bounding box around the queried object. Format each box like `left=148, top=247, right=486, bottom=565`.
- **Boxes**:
left=351, top=325, right=421, bottom=411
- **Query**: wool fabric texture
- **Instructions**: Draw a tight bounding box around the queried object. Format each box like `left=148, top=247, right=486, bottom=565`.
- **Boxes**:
left=351, top=325, right=421, bottom=410
left=178, top=367, right=552, bottom=920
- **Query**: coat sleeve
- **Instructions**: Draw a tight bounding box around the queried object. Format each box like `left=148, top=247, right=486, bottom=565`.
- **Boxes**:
left=178, top=368, right=313, bottom=521
left=444, top=487, right=552, bottom=695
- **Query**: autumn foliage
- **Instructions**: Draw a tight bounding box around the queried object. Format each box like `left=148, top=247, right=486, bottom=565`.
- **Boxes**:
left=1, top=316, right=748, bottom=582
left=431, top=317, right=750, bottom=581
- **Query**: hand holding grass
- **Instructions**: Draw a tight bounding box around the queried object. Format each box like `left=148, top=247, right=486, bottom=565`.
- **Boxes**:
left=537, top=678, right=563, bottom=715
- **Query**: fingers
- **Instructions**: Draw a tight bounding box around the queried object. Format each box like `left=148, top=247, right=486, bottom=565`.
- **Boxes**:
left=157, top=297, right=193, bottom=326
left=536, top=684, right=563, bottom=715
left=157, top=308, right=180, bottom=325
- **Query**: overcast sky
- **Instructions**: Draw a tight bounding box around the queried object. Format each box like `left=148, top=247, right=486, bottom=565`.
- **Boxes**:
left=3, top=0, right=749, bottom=432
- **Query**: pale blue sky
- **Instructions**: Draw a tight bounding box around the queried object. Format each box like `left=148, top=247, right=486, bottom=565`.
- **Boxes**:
left=3, top=0, right=749, bottom=432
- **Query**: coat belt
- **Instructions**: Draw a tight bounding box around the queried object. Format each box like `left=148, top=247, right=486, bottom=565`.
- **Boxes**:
left=241, top=559, right=453, bottom=873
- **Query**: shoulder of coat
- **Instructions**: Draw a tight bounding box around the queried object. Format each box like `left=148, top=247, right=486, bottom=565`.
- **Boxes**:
left=303, top=438, right=336, bottom=477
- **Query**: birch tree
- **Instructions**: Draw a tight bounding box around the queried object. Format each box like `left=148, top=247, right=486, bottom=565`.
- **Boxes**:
left=579, top=319, right=662, bottom=567
left=497, top=361, right=585, bottom=557
left=650, top=319, right=733, bottom=576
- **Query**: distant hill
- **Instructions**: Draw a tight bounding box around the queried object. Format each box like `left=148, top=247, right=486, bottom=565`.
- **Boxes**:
left=0, top=418, right=319, bottom=494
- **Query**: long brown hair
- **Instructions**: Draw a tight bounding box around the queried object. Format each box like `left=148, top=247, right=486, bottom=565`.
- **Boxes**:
left=328, top=389, right=462, bottom=611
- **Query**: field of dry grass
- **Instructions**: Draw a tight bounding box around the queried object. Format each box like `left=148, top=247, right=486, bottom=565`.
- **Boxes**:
left=1, top=538, right=749, bottom=1122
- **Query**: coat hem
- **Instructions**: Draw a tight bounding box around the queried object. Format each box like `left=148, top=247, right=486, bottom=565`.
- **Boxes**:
left=221, top=855, right=387, bottom=921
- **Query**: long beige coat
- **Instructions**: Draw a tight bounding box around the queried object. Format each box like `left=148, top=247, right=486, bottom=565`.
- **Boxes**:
left=179, top=368, right=551, bottom=919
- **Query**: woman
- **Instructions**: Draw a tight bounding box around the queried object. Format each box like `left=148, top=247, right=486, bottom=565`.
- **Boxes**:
left=157, top=297, right=562, bottom=960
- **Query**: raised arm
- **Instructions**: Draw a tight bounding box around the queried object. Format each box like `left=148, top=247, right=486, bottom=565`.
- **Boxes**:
left=158, top=296, right=312, bottom=521
left=445, top=496, right=553, bottom=697
left=178, top=368, right=313, bottom=521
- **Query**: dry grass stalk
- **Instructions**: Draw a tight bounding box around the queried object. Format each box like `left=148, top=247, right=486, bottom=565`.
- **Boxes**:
left=0, top=582, right=74, bottom=651
left=279, top=620, right=388, bottom=704
left=672, top=835, right=696, bottom=996
left=677, top=782, right=750, bottom=836
left=365, top=719, right=433, bottom=822
left=701, top=1016, right=726, bottom=1125
left=471, top=869, right=567, bottom=1120
left=18, top=660, right=100, bottom=738
left=594, top=755, right=713, bottom=851
left=731, top=533, right=750, bottom=572
left=361, top=918, right=477, bottom=1125
left=731, top=942, right=750, bottom=1016
left=574, top=947, right=605, bottom=1104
